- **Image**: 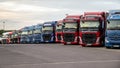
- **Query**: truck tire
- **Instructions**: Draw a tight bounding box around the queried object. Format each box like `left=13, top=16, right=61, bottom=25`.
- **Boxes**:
left=105, top=46, right=111, bottom=49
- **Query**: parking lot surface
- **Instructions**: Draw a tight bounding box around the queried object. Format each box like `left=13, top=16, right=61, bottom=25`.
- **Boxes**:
left=0, top=44, right=120, bottom=68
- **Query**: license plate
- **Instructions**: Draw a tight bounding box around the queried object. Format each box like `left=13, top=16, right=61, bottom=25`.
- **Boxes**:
left=113, top=45, right=120, bottom=47
left=86, top=44, right=92, bottom=46
left=67, top=42, right=71, bottom=44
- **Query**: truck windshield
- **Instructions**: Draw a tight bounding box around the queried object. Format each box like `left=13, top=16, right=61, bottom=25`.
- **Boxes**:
left=80, top=21, right=100, bottom=31
left=34, top=29, right=41, bottom=34
left=11, top=35, right=14, bottom=38
left=12, top=34, right=17, bottom=38
left=28, top=30, right=33, bottom=35
left=107, top=20, right=120, bottom=30
left=42, top=26, right=53, bottom=32
left=21, top=31, right=28, bottom=35
left=63, top=22, right=77, bottom=32
left=14, top=34, right=18, bottom=37
left=56, top=25, right=62, bottom=32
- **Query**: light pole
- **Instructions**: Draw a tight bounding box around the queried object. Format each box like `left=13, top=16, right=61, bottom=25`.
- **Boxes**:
left=66, top=14, right=68, bottom=16
left=3, top=21, right=5, bottom=30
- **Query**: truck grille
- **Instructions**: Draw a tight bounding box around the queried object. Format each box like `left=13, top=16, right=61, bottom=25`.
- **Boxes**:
left=82, top=34, right=96, bottom=44
left=35, top=34, right=41, bottom=39
left=43, top=34, right=51, bottom=41
left=109, top=35, right=120, bottom=41
left=57, top=34, right=61, bottom=40
left=63, top=33, right=75, bottom=42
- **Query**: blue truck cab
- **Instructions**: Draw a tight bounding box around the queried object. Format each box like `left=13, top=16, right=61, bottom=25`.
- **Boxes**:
left=41, top=21, right=57, bottom=43
left=27, top=25, right=35, bottom=43
left=32, top=24, right=42, bottom=43
left=105, top=10, right=120, bottom=48
left=20, top=27, right=29, bottom=43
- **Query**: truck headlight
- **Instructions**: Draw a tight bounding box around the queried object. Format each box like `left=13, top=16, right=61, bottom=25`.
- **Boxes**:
left=105, top=38, right=109, bottom=43
left=20, top=39, right=23, bottom=41
left=33, top=38, right=35, bottom=41
left=27, top=38, right=30, bottom=42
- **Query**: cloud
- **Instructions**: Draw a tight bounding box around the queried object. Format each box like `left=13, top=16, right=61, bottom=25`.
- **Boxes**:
left=0, top=1, right=67, bottom=30
left=0, top=1, right=62, bottom=12
left=0, top=0, right=120, bottom=30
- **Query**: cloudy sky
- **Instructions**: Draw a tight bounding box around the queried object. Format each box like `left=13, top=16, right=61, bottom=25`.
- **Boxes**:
left=0, top=0, right=119, bottom=30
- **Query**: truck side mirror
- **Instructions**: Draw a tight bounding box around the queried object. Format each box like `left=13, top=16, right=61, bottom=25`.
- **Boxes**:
left=81, top=17, right=85, bottom=23
left=81, top=20, right=84, bottom=23
left=107, top=20, right=110, bottom=24
left=43, top=26, right=45, bottom=28
left=57, top=25, right=59, bottom=27
left=53, top=27, right=55, bottom=31
left=63, top=25, right=65, bottom=28
left=63, top=23, right=65, bottom=28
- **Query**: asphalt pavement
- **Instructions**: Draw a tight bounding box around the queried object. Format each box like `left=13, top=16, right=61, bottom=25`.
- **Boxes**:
left=0, top=44, right=120, bottom=68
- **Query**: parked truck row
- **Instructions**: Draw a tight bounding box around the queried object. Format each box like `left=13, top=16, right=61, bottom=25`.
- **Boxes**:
left=1, top=10, right=120, bottom=48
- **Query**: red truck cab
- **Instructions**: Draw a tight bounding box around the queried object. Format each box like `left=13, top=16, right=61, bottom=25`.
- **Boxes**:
left=55, top=20, right=63, bottom=43
left=79, top=12, right=107, bottom=46
left=2, top=32, right=13, bottom=44
left=62, top=15, right=81, bottom=45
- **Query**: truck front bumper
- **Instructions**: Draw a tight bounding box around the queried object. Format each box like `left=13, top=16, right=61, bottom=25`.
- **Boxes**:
left=105, top=41, right=120, bottom=48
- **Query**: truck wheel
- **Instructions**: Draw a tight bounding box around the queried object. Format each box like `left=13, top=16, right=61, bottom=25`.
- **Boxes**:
left=106, top=46, right=111, bottom=49
left=101, top=40, right=105, bottom=47
left=64, top=43, right=67, bottom=45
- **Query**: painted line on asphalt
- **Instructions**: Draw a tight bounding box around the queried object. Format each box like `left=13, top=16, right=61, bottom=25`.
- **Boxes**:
left=43, top=60, right=120, bottom=65
left=6, top=60, right=120, bottom=66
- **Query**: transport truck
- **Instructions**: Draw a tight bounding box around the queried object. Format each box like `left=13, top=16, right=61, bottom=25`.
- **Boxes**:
left=80, top=12, right=107, bottom=47
left=55, top=20, right=63, bottom=43
left=0, top=37, right=7, bottom=44
left=62, top=15, right=81, bottom=45
left=20, top=26, right=29, bottom=44
left=32, top=24, right=42, bottom=43
left=27, top=25, right=35, bottom=43
left=105, top=10, right=120, bottom=48
left=2, top=32, right=13, bottom=44
left=10, top=31, right=16, bottom=44
left=41, top=21, right=57, bottom=43
left=10, top=31, right=17, bottom=44
left=10, top=30, right=21, bottom=44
